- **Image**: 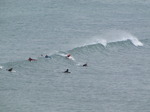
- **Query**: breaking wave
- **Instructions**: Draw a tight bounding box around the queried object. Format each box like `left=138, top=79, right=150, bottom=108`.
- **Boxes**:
left=0, top=30, right=145, bottom=72
left=82, top=30, right=143, bottom=47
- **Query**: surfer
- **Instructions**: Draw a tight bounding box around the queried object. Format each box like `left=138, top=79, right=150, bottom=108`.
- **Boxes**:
left=66, top=54, right=71, bottom=58
left=82, top=63, right=87, bottom=67
left=83, top=63, right=87, bottom=67
left=66, top=54, right=75, bottom=60
left=28, top=57, right=37, bottom=62
left=64, top=69, right=71, bottom=73
left=45, top=55, right=49, bottom=58
left=7, top=68, right=13, bottom=72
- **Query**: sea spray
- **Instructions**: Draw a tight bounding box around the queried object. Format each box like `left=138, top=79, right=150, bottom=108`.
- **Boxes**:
left=88, top=30, right=143, bottom=47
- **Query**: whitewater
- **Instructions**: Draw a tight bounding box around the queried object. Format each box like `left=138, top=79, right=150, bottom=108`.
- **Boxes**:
left=1, top=0, right=150, bottom=112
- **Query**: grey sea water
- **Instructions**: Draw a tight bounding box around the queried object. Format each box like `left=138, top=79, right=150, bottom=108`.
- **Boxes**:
left=0, top=0, right=150, bottom=112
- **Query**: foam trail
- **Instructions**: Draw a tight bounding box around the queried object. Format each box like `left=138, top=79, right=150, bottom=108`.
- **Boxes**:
left=11, top=70, right=16, bottom=73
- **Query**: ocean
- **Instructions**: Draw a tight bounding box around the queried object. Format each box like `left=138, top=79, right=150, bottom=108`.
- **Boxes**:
left=0, top=0, right=150, bottom=112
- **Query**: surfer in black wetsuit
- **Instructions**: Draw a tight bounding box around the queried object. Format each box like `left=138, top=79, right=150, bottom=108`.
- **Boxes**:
left=83, top=63, right=87, bottom=67
left=45, top=55, right=49, bottom=58
left=64, top=69, right=71, bottom=73
left=7, top=68, right=13, bottom=72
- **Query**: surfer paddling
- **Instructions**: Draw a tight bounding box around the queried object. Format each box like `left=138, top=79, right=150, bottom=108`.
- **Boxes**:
left=28, top=57, right=37, bottom=62
left=45, top=55, right=51, bottom=58
left=63, top=69, right=71, bottom=73
left=82, top=63, right=87, bottom=67
left=7, top=68, right=13, bottom=72
left=45, top=55, right=49, bottom=58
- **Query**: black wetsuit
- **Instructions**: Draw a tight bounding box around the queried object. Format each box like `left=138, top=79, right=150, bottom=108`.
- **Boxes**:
left=83, top=64, right=87, bottom=66
left=8, top=68, right=13, bottom=72
left=64, top=69, right=70, bottom=73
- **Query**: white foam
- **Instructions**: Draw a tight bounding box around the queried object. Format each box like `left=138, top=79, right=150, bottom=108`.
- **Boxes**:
left=67, top=56, right=75, bottom=61
left=0, top=66, right=3, bottom=69
left=58, top=53, right=67, bottom=57
left=130, top=37, right=143, bottom=46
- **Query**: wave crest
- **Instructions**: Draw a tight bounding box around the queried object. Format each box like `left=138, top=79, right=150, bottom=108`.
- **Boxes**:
left=85, top=30, right=143, bottom=47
